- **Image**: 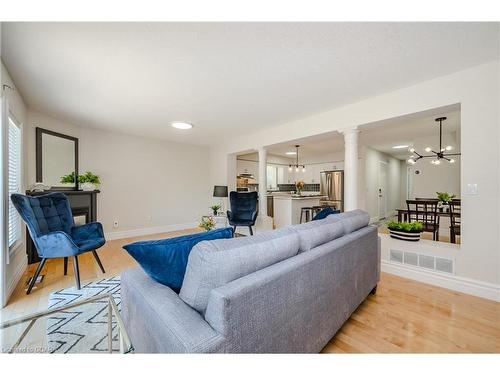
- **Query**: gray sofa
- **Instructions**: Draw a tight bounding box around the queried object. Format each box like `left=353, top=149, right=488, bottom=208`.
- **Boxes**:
left=121, top=209, right=380, bottom=353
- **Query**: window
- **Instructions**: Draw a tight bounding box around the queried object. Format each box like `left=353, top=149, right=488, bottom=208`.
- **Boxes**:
left=8, top=116, right=22, bottom=251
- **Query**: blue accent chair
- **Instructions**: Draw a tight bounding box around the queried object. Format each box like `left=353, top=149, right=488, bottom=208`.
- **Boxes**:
left=10, top=192, right=106, bottom=294
left=227, top=191, right=258, bottom=236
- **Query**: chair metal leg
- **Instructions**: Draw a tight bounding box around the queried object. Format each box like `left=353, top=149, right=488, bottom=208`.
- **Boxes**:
left=27, top=258, right=46, bottom=295
left=73, top=256, right=81, bottom=290
left=249, top=226, right=254, bottom=236
left=92, top=250, right=105, bottom=273
left=63, top=257, right=68, bottom=275
left=232, top=226, right=237, bottom=237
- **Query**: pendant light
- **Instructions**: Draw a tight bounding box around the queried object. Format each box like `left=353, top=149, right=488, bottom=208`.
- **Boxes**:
left=407, top=117, right=461, bottom=165
left=288, top=145, right=306, bottom=172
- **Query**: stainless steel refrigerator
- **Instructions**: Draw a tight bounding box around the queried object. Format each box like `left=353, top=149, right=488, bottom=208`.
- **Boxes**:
left=320, top=170, right=344, bottom=212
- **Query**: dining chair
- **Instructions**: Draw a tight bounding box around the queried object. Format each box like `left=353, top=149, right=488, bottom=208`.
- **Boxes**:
left=448, top=200, right=461, bottom=244
left=406, top=199, right=440, bottom=241
left=227, top=191, right=258, bottom=235
left=10, top=192, right=106, bottom=294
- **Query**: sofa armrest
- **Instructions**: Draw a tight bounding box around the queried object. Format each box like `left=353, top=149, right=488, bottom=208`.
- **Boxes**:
left=121, top=267, right=225, bottom=353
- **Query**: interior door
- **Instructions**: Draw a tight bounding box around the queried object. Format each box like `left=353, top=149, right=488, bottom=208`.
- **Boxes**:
left=378, top=161, right=388, bottom=220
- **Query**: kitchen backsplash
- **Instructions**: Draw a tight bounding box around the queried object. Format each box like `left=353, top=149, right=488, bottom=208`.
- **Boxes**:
left=276, top=183, right=320, bottom=192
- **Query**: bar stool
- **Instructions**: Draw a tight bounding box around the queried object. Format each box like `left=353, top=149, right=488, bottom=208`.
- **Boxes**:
left=300, top=207, right=314, bottom=223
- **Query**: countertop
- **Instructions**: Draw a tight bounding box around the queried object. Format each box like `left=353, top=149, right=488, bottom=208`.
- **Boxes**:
left=271, top=193, right=325, bottom=200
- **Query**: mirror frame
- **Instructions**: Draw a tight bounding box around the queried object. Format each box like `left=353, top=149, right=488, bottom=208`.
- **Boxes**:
left=36, top=127, right=79, bottom=190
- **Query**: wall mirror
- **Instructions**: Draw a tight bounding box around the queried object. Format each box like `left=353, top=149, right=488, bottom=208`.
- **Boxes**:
left=36, top=127, right=79, bottom=189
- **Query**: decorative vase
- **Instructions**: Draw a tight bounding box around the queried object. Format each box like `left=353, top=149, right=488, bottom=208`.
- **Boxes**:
left=389, top=229, right=421, bottom=242
left=212, top=209, right=218, bottom=216
left=296, top=189, right=302, bottom=196
left=81, top=182, right=96, bottom=191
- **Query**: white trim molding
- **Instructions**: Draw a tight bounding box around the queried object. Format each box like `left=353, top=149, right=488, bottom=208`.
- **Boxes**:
left=5, top=254, right=27, bottom=305
left=381, top=260, right=500, bottom=302
left=105, top=222, right=198, bottom=241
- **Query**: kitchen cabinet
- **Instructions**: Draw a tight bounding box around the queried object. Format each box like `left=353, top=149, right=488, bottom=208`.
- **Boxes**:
left=237, top=160, right=259, bottom=180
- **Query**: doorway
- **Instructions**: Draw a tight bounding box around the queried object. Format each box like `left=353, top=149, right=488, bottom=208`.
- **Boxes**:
left=378, top=161, right=388, bottom=220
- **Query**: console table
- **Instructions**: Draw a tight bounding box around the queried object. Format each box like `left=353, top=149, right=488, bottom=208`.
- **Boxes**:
left=25, top=190, right=100, bottom=264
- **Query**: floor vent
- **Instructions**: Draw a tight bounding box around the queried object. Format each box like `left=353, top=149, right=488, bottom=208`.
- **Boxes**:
left=390, top=249, right=403, bottom=263
left=390, top=249, right=454, bottom=274
left=403, top=251, right=418, bottom=266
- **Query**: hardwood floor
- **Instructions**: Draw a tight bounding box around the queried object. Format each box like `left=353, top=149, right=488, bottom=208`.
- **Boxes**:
left=1, top=229, right=498, bottom=353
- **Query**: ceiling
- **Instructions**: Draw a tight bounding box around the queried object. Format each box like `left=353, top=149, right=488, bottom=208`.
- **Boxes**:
left=1, top=23, right=496, bottom=145
left=265, top=108, right=461, bottom=161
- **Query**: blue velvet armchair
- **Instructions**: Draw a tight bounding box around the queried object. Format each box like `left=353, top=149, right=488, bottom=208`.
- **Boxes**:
left=227, top=191, right=258, bottom=236
left=10, top=192, right=106, bottom=294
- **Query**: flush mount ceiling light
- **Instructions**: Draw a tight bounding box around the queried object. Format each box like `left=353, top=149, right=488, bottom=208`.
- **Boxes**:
left=392, top=144, right=409, bottom=149
left=285, top=151, right=297, bottom=155
left=288, top=145, right=306, bottom=173
left=171, top=121, right=193, bottom=130
left=407, top=117, right=460, bottom=165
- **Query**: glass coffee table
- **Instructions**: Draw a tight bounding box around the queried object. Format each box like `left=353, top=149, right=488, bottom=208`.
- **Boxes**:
left=0, top=293, right=133, bottom=354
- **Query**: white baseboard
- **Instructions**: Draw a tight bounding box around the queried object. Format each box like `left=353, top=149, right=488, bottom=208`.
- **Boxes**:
left=105, top=222, right=198, bottom=241
left=5, top=256, right=28, bottom=305
left=381, top=260, right=500, bottom=302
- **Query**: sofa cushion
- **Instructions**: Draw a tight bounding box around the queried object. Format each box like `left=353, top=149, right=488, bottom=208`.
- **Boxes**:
left=326, top=209, right=370, bottom=233
left=311, top=207, right=340, bottom=221
left=179, top=226, right=300, bottom=313
left=293, top=218, right=345, bottom=253
left=123, top=227, right=233, bottom=293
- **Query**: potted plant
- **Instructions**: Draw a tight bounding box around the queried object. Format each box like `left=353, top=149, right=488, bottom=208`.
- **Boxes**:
left=436, top=192, right=456, bottom=212
left=386, top=220, right=423, bottom=241
left=199, top=216, right=216, bottom=231
left=60, top=171, right=77, bottom=187
left=295, top=180, right=305, bottom=195
left=78, top=171, right=101, bottom=191
left=210, top=204, right=221, bottom=216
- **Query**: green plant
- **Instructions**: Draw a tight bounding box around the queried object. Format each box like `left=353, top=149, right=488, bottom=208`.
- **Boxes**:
left=210, top=204, right=221, bottom=215
left=78, top=171, right=101, bottom=185
left=199, top=216, right=216, bottom=231
left=386, top=220, right=423, bottom=233
left=60, top=171, right=76, bottom=184
left=436, top=191, right=456, bottom=203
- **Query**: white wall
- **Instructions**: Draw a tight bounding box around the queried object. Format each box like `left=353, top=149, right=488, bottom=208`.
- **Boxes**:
left=25, top=110, right=210, bottom=236
left=1, top=61, right=28, bottom=305
left=209, top=61, right=500, bottom=288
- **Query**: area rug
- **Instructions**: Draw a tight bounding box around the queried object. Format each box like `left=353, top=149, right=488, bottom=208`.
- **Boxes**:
left=46, top=276, right=121, bottom=353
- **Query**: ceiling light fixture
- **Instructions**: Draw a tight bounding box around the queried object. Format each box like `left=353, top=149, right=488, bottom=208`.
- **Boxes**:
left=285, top=151, right=297, bottom=155
left=171, top=121, right=193, bottom=130
left=392, top=145, right=409, bottom=149
left=288, top=145, right=306, bottom=173
left=407, top=117, right=460, bottom=165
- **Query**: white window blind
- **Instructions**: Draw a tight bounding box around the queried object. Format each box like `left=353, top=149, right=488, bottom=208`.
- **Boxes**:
left=8, top=116, right=22, bottom=250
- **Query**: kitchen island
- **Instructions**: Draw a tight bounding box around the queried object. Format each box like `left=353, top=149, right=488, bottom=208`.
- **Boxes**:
left=272, top=193, right=325, bottom=228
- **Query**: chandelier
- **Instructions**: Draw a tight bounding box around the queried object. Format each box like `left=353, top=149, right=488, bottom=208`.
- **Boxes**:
left=407, top=117, right=461, bottom=165
left=288, top=145, right=306, bottom=172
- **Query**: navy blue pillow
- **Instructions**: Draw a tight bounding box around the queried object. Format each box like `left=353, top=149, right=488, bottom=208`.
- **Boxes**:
left=311, top=207, right=340, bottom=221
left=123, top=227, right=233, bottom=292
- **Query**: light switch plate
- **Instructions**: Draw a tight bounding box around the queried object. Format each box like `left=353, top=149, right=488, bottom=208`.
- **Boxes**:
left=466, top=183, right=478, bottom=195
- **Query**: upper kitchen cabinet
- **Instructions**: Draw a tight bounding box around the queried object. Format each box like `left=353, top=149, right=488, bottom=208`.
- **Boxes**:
left=237, top=159, right=259, bottom=181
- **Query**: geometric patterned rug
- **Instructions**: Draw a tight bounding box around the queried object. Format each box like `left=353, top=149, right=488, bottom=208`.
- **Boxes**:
left=46, top=276, right=121, bottom=353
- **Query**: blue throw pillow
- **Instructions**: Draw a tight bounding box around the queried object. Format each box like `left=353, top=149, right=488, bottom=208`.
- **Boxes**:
left=123, top=227, right=233, bottom=292
left=311, top=207, right=340, bottom=221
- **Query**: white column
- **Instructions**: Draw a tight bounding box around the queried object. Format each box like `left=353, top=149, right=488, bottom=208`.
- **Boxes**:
left=256, top=147, right=273, bottom=232
left=258, top=147, right=268, bottom=216
left=341, top=128, right=359, bottom=211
